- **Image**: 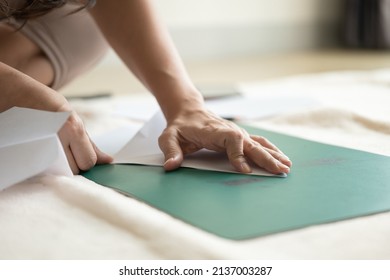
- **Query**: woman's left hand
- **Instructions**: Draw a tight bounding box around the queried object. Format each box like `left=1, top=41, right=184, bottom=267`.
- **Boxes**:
left=158, top=109, right=292, bottom=175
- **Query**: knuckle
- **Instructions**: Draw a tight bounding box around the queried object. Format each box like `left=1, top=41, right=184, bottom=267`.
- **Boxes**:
left=265, top=153, right=276, bottom=163
left=158, top=127, right=173, bottom=140
left=157, top=133, right=166, bottom=146
left=158, top=135, right=170, bottom=152
left=247, top=141, right=261, bottom=153
left=225, top=129, right=244, bottom=142
left=66, top=116, right=85, bottom=136
left=229, top=151, right=245, bottom=160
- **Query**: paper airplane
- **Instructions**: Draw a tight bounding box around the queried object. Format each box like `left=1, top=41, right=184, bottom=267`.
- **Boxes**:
left=0, top=107, right=72, bottom=191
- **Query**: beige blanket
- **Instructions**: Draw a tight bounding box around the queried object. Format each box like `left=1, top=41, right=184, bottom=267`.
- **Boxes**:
left=1, top=69, right=390, bottom=259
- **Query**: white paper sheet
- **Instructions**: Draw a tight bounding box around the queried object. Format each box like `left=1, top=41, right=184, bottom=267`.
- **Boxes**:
left=205, top=95, right=320, bottom=120
left=90, top=123, right=143, bottom=156
left=112, top=96, right=160, bottom=121
left=0, top=107, right=72, bottom=190
left=114, top=111, right=283, bottom=177
left=112, top=93, right=319, bottom=122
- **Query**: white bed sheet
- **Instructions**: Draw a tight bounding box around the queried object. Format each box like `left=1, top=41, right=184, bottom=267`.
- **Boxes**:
left=1, top=69, right=390, bottom=259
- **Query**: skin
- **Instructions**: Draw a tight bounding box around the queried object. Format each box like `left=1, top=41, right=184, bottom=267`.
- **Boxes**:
left=0, top=24, right=112, bottom=174
left=0, top=0, right=292, bottom=175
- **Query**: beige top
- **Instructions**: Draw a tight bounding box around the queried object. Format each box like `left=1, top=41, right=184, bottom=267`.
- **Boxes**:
left=3, top=0, right=108, bottom=89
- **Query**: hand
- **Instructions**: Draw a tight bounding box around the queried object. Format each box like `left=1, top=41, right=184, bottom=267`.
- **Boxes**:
left=158, top=109, right=292, bottom=175
left=58, top=111, right=113, bottom=174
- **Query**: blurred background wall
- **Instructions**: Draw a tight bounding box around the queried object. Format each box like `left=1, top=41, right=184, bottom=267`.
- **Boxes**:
left=62, top=0, right=390, bottom=96
left=154, top=0, right=343, bottom=60
left=102, top=0, right=344, bottom=64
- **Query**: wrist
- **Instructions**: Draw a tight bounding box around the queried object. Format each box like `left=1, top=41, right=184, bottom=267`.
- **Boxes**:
left=159, top=87, right=205, bottom=123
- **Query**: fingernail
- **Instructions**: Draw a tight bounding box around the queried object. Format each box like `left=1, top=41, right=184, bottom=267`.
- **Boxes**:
left=280, top=154, right=290, bottom=162
left=164, top=155, right=181, bottom=166
left=241, top=162, right=252, bottom=173
left=283, top=156, right=292, bottom=166
left=278, top=162, right=290, bottom=173
left=164, top=157, right=174, bottom=166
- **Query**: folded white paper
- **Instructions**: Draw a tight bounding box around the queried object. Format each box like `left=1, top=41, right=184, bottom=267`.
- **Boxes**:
left=114, top=111, right=282, bottom=177
left=0, top=107, right=72, bottom=190
left=205, top=95, right=320, bottom=120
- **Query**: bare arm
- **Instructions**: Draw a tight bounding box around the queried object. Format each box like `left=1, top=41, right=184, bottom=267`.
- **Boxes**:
left=89, top=0, right=202, bottom=121
left=89, top=0, right=291, bottom=174
left=0, top=62, right=67, bottom=112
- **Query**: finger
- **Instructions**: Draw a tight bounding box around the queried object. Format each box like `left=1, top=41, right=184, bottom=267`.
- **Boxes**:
left=223, top=131, right=252, bottom=173
left=69, top=133, right=98, bottom=171
left=251, top=135, right=292, bottom=168
left=250, top=135, right=285, bottom=154
left=91, top=140, right=113, bottom=164
left=244, top=141, right=290, bottom=174
left=62, top=145, right=79, bottom=174
left=264, top=147, right=292, bottom=167
left=158, top=129, right=183, bottom=171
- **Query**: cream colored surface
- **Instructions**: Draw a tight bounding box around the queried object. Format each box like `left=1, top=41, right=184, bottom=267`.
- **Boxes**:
left=1, top=51, right=390, bottom=259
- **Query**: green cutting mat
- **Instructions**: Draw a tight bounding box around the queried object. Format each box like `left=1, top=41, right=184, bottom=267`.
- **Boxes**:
left=83, top=127, right=390, bottom=240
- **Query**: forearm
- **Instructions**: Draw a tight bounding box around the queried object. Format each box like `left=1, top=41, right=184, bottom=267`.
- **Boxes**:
left=89, top=0, right=204, bottom=122
left=88, top=1, right=291, bottom=175
left=0, top=62, right=70, bottom=112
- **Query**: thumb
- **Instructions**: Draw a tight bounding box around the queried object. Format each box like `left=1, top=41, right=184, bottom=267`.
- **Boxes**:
left=158, top=130, right=183, bottom=171
left=92, top=141, right=114, bottom=164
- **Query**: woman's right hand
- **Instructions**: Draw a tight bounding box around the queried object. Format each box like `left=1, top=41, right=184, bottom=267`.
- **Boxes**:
left=58, top=110, right=113, bottom=174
